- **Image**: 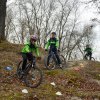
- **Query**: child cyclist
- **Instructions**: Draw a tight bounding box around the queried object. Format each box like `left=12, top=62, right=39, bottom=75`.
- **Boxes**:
left=45, top=32, right=62, bottom=67
left=84, top=44, right=92, bottom=60
left=21, top=34, right=40, bottom=73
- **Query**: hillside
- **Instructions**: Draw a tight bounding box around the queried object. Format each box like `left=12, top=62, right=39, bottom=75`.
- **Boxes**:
left=0, top=41, right=100, bottom=100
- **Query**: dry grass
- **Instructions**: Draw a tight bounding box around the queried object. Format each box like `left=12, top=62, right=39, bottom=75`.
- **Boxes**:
left=0, top=41, right=100, bottom=100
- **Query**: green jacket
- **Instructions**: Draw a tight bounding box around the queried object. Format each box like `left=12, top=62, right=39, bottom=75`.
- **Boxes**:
left=21, top=41, right=39, bottom=56
left=45, top=38, right=59, bottom=50
left=84, top=47, right=92, bottom=53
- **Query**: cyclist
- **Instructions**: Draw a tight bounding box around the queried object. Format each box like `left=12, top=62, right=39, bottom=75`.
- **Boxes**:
left=45, top=32, right=62, bottom=67
left=21, top=34, right=40, bottom=73
left=84, top=44, right=92, bottom=60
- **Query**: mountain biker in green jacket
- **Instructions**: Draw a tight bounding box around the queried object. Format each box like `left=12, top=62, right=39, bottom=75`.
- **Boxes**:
left=45, top=32, right=62, bottom=67
left=84, top=44, right=92, bottom=60
left=21, top=34, right=40, bottom=72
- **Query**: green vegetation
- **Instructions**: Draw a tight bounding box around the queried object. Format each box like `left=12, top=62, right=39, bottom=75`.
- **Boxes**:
left=0, top=41, right=100, bottom=100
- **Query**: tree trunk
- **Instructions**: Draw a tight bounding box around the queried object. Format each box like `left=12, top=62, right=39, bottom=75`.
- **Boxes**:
left=0, top=0, right=7, bottom=41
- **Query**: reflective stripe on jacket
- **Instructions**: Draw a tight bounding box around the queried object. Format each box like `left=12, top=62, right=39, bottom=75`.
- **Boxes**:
left=45, top=38, right=59, bottom=50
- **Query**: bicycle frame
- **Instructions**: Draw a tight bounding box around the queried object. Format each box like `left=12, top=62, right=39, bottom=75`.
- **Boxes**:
left=24, top=57, right=36, bottom=73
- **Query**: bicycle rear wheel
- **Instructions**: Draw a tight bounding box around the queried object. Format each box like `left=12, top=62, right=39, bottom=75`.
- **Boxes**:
left=91, top=57, right=95, bottom=61
left=24, top=66, right=43, bottom=88
left=46, top=56, right=57, bottom=70
left=17, top=61, right=23, bottom=79
left=83, top=56, right=95, bottom=61
left=59, top=55, right=66, bottom=68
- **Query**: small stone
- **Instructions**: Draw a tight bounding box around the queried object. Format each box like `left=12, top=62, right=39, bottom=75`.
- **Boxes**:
left=80, top=63, right=84, bottom=68
left=50, top=82, right=56, bottom=86
left=73, top=67, right=80, bottom=71
left=56, top=91, right=62, bottom=96
left=22, top=89, right=28, bottom=93
left=4, top=66, right=13, bottom=71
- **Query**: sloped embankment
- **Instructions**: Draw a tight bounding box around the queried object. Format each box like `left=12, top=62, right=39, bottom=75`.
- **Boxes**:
left=0, top=41, right=100, bottom=100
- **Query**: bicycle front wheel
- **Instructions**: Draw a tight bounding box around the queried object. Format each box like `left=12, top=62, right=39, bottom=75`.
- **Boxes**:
left=91, top=57, right=95, bottom=61
left=24, top=66, right=43, bottom=88
left=17, top=61, right=23, bottom=79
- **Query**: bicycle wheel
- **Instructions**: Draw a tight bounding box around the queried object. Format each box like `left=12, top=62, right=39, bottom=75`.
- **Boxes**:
left=46, top=55, right=57, bottom=70
left=91, top=57, right=95, bottom=61
left=83, top=55, right=88, bottom=60
left=83, top=56, right=95, bottom=61
left=59, top=55, right=66, bottom=68
left=44, top=55, right=48, bottom=68
left=24, top=66, right=43, bottom=88
left=17, top=61, right=23, bottom=79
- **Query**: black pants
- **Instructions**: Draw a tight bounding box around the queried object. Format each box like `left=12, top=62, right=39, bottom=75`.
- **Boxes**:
left=85, top=52, right=92, bottom=60
left=47, top=49, right=61, bottom=66
left=21, top=53, right=34, bottom=71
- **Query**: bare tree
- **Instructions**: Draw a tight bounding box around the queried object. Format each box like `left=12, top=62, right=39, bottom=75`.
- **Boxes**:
left=5, top=7, right=13, bottom=39
left=6, top=0, right=95, bottom=60
left=0, top=0, right=7, bottom=41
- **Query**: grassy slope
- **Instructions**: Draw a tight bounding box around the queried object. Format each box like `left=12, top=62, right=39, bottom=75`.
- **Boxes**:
left=0, top=41, right=100, bottom=100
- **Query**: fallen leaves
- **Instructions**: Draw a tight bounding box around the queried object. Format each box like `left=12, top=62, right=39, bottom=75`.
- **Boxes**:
left=0, top=60, right=100, bottom=99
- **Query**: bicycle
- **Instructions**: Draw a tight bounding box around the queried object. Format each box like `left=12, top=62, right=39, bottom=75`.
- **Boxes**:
left=83, top=54, right=95, bottom=61
left=17, top=56, right=43, bottom=88
left=44, top=50, right=66, bottom=70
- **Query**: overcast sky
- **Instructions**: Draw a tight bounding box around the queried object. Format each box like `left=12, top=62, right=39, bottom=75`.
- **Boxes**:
left=7, top=0, right=100, bottom=60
